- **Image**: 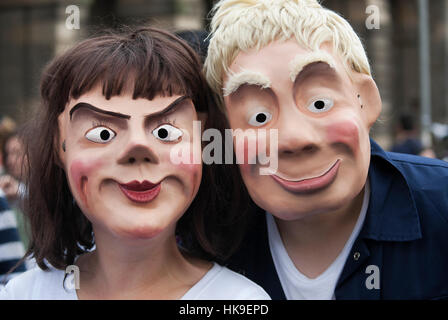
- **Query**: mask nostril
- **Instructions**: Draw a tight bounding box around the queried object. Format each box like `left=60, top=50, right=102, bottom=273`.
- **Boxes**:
left=144, top=157, right=150, bottom=162
left=129, top=157, right=136, bottom=164
left=303, top=145, right=314, bottom=152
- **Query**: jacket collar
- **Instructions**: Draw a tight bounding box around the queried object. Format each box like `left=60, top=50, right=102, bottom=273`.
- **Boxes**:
left=359, top=139, right=422, bottom=241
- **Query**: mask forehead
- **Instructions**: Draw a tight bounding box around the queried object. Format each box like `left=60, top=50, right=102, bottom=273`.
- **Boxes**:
left=224, top=40, right=352, bottom=101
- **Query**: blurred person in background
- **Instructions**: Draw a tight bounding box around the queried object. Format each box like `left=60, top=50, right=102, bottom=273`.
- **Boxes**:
left=0, top=117, right=17, bottom=175
left=0, top=133, right=28, bottom=203
left=0, top=132, right=29, bottom=251
left=391, top=114, right=436, bottom=158
left=0, top=163, right=27, bottom=285
left=0, top=117, right=28, bottom=283
left=391, top=114, right=424, bottom=156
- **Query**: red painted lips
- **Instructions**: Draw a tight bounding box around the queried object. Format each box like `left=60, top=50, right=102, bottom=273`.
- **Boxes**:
left=118, top=180, right=161, bottom=203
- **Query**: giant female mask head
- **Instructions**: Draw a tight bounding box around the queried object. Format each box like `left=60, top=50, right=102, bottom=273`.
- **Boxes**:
left=24, top=27, right=229, bottom=270
left=58, top=89, right=202, bottom=240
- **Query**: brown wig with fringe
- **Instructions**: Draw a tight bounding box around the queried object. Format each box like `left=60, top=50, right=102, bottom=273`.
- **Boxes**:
left=12, top=27, right=250, bottom=274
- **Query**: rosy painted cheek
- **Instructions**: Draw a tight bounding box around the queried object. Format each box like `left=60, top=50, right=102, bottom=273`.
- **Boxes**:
left=234, top=140, right=250, bottom=174
left=234, top=135, right=258, bottom=174
left=175, top=161, right=201, bottom=178
left=176, top=161, right=202, bottom=199
left=69, top=158, right=104, bottom=208
left=163, top=146, right=202, bottom=194
left=325, top=120, right=360, bottom=155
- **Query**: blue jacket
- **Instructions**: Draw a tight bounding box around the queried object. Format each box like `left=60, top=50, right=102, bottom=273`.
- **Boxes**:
left=226, top=139, right=448, bottom=299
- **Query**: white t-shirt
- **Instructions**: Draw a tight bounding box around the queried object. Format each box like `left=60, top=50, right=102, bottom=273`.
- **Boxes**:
left=0, top=262, right=270, bottom=300
left=267, top=180, right=370, bottom=300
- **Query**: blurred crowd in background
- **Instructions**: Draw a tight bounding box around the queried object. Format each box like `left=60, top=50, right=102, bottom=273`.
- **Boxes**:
left=1, top=0, right=448, bottom=282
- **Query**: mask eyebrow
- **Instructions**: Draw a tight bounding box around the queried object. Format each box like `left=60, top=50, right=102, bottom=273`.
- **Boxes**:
left=289, top=51, right=337, bottom=83
left=69, top=96, right=190, bottom=122
left=223, top=69, right=271, bottom=97
left=144, top=95, right=190, bottom=120
left=69, top=102, right=131, bottom=120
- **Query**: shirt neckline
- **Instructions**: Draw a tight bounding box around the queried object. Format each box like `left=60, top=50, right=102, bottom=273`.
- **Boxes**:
left=180, top=262, right=221, bottom=299
left=266, top=179, right=370, bottom=284
left=66, top=261, right=220, bottom=300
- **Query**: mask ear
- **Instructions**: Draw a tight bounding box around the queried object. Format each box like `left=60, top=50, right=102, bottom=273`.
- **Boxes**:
left=354, top=73, right=382, bottom=129
left=55, top=112, right=67, bottom=168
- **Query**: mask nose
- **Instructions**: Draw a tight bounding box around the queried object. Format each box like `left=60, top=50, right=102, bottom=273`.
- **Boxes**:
left=117, top=128, right=158, bottom=165
left=119, top=145, right=155, bottom=164
left=277, top=109, right=322, bottom=156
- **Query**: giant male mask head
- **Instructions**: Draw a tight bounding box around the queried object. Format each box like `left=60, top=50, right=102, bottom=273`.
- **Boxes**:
left=205, top=0, right=382, bottom=220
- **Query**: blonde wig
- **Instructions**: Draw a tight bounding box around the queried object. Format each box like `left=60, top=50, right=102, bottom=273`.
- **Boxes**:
left=204, top=0, right=371, bottom=95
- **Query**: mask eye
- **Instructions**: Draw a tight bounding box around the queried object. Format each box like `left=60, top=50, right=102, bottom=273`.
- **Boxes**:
left=307, top=98, right=334, bottom=113
left=85, top=127, right=116, bottom=144
left=152, top=124, right=183, bottom=142
left=248, top=111, right=272, bottom=127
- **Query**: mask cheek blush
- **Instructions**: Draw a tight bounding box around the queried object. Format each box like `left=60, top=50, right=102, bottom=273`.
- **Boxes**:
left=178, top=161, right=202, bottom=196
left=163, top=146, right=202, bottom=197
left=234, top=133, right=258, bottom=175
left=325, top=120, right=360, bottom=155
left=69, top=158, right=104, bottom=208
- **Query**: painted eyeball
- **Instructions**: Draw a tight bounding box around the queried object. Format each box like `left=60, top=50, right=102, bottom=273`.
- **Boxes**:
left=152, top=124, right=183, bottom=142
left=85, top=127, right=116, bottom=143
left=248, top=111, right=272, bottom=127
left=307, top=98, right=334, bottom=113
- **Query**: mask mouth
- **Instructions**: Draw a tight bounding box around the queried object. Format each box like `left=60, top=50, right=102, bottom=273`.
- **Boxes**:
left=270, top=159, right=340, bottom=194
left=119, top=180, right=159, bottom=191
left=273, top=159, right=341, bottom=182
left=118, top=180, right=162, bottom=203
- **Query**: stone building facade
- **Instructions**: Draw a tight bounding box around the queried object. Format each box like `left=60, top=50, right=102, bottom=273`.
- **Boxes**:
left=0, top=0, right=447, bottom=151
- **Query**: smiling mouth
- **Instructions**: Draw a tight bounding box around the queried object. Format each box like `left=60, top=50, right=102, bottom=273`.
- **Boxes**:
left=118, top=180, right=161, bottom=203
left=271, top=159, right=341, bottom=194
